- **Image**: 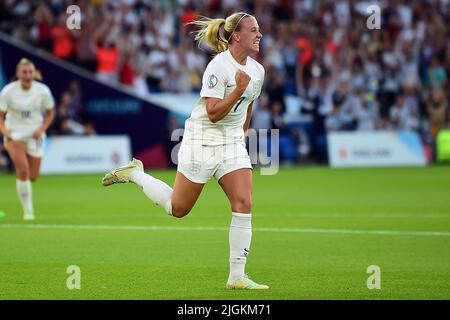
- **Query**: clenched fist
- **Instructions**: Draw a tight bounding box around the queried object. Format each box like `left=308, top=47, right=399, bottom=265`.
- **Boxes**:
left=235, top=69, right=251, bottom=92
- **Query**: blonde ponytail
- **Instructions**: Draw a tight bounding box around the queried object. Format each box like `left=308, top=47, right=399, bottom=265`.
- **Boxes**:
left=34, top=69, right=43, bottom=81
left=189, top=12, right=252, bottom=54
left=190, top=17, right=228, bottom=54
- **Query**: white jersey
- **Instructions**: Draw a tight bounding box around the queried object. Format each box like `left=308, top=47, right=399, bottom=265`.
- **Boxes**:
left=0, top=80, right=55, bottom=137
left=183, top=50, right=265, bottom=145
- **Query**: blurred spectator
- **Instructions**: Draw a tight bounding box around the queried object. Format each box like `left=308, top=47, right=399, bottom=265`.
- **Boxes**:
left=50, top=13, right=75, bottom=61
left=119, top=50, right=137, bottom=87
left=91, top=37, right=120, bottom=83
left=266, top=69, right=286, bottom=113
left=50, top=81, right=96, bottom=136
left=389, top=95, right=420, bottom=131
left=325, top=106, right=345, bottom=132
left=33, top=1, right=54, bottom=51
left=331, top=76, right=357, bottom=130
left=425, top=56, right=448, bottom=90
left=271, top=101, right=285, bottom=131
left=378, top=63, right=401, bottom=119
left=251, top=94, right=272, bottom=161
left=74, top=4, right=97, bottom=72
left=354, top=89, right=380, bottom=131
left=426, top=88, right=449, bottom=138
left=145, top=41, right=169, bottom=92
left=252, top=94, right=272, bottom=131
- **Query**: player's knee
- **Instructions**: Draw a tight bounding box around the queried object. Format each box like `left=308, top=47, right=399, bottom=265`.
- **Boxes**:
left=16, top=167, right=29, bottom=180
left=233, top=195, right=252, bottom=213
left=29, top=170, right=40, bottom=182
left=171, top=205, right=191, bottom=218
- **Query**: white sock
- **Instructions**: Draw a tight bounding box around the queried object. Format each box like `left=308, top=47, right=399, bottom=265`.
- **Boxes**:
left=16, top=179, right=33, bottom=215
left=130, top=171, right=173, bottom=215
left=228, top=212, right=252, bottom=283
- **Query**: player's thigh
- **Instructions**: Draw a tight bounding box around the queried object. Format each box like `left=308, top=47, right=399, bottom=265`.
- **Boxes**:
left=5, top=139, right=29, bottom=179
left=25, top=136, right=45, bottom=181
left=218, top=168, right=253, bottom=213
left=27, top=154, right=42, bottom=181
left=171, top=171, right=205, bottom=217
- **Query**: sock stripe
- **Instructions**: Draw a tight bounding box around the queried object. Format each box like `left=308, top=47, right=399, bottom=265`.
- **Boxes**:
left=230, top=224, right=252, bottom=229
left=232, top=212, right=252, bottom=218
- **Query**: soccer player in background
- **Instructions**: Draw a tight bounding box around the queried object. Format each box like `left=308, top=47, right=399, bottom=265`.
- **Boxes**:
left=0, top=58, right=55, bottom=220
left=102, top=12, right=268, bottom=289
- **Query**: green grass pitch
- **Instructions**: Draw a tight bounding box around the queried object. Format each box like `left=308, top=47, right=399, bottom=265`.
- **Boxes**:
left=0, top=166, right=449, bottom=299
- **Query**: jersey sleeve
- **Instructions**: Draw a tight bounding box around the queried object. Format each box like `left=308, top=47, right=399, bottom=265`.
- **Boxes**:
left=0, top=87, right=8, bottom=112
left=42, top=85, right=55, bottom=110
left=200, top=58, right=227, bottom=99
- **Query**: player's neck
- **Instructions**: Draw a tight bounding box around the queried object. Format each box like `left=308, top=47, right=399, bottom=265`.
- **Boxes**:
left=228, top=47, right=247, bottom=66
left=20, top=81, right=32, bottom=91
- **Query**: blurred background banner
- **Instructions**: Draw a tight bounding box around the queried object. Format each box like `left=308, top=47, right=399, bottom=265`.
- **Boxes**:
left=41, top=135, right=131, bottom=174
left=0, top=32, right=169, bottom=168
left=328, top=131, right=426, bottom=167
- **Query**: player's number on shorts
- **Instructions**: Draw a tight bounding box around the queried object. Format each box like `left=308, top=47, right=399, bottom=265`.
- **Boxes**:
left=233, top=97, right=245, bottom=112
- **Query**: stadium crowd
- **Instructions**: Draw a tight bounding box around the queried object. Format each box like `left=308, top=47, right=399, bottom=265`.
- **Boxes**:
left=0, top=0, right=449, bottom=165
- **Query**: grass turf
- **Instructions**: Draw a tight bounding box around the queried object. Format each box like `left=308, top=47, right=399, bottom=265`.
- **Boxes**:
left=0, top=166, right=449, bottom=299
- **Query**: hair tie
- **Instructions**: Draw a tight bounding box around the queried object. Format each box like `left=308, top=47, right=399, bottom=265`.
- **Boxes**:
left=217, top=22, right=227, bottom=43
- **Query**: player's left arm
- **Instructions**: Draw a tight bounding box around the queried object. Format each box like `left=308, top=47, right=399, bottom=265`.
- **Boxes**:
left=33, top=88, right=55, bottom=139
left=33, top=108, right=55, bottom=139
left=243, top=101, right=253, bottom=137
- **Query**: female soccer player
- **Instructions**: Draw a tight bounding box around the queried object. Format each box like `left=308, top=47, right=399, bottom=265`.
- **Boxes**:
left=103, top=12, right=267, bottom=289
left=0, top=58, right=55, bottom=220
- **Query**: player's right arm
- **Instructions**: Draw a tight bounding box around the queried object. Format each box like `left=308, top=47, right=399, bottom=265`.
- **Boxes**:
left=0, top=112, right=12, bottom=139
left=0, top=88, right=12, bottom=139
left=206, top=70, right=250, bottom=123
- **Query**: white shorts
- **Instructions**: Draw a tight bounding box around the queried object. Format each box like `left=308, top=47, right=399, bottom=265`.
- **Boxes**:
left=177, top=142, right=252, bottom=184
left=4, top=133, right=45, bottom=158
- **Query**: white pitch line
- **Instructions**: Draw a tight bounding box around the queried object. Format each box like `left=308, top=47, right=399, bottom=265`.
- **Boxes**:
left=0, top=223, right=450, bottom=237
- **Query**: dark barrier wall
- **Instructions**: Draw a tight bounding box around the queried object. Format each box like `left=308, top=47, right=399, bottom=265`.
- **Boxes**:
left=0, top=33, right=169, bottom=168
